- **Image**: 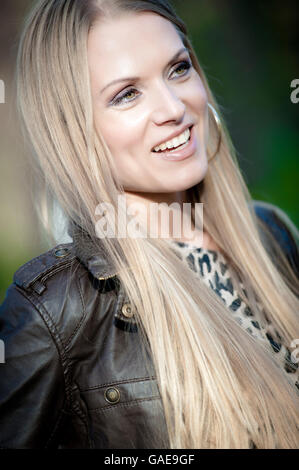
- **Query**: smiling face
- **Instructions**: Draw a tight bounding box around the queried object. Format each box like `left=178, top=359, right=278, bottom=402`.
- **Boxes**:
left=88, top=11, right=209, bottom=195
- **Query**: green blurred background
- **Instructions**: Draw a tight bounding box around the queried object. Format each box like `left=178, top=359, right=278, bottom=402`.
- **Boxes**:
left=0, top=0, right=298, bottom=301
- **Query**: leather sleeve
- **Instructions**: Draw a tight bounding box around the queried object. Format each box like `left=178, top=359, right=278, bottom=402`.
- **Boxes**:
left=0, top=284, right=67, bottom=448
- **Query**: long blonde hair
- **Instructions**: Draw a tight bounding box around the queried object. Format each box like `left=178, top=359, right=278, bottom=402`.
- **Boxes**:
left=16, top=0, right=299, bottom=448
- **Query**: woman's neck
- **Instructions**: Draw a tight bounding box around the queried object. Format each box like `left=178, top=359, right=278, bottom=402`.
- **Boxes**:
left=123, top=190, right=220, bottom=251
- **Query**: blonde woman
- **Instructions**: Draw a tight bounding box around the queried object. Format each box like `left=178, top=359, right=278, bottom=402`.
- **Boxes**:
left=0, top=0, right=298, bottom=449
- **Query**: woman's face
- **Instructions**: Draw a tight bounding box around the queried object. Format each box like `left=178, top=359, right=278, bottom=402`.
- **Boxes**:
left=88, top=11, right=209, bottom=194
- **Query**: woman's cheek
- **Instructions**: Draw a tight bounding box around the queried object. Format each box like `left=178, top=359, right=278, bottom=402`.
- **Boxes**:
left=190, top=74, right=208, bottom=106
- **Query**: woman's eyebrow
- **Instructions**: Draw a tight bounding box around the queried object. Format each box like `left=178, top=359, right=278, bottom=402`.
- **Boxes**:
left=100, top=46, right=189, bottom=94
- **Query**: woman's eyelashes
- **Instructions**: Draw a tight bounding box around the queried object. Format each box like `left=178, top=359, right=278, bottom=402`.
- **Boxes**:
left=110, top=59, right=192, bottom=106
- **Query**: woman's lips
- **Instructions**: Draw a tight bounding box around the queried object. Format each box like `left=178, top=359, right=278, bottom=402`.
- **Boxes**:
left=151, top=125, right=197, bottom=162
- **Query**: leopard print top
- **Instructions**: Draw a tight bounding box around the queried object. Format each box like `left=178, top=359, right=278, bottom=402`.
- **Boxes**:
left=170, top=240, right=299, bottom=392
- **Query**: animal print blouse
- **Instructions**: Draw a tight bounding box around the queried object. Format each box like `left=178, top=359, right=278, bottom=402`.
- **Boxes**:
left=170, top=240, right=299, bottom=392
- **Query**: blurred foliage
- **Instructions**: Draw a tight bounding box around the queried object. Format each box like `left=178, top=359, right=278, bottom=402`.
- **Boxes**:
left=0, top=0, right=298, bottom=301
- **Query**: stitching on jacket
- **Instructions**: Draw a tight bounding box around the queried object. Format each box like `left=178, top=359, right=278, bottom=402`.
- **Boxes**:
left=8, top=286, right=73, bottom=447
left=79, top=375, right=157, bottom=392
left=29, top=291, right=89, bottom=422
left=114, top=283, right=126, bottom=313
left=15, top=244, right=73, bottom=278
left=92, top=395, right=161, bottom=412
left=15, top=286, right=73, bottom=410
left=63, top=264, right=88, bottom=349
left=67, top=383, right=94, bottom=448
left=15, top=250, right=55, bottom=275
left=38, top=260, right=76, bottom=286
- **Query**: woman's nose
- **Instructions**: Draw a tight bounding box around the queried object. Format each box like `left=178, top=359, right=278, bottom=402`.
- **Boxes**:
left=150, top=83, right=186, bottom=125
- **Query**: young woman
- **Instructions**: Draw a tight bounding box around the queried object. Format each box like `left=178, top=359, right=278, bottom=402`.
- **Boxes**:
left=0, top=0, right=298, bottom=449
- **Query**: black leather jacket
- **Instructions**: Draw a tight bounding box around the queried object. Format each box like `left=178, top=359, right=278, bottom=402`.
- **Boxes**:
left=0, top=201, right=298, bottom=449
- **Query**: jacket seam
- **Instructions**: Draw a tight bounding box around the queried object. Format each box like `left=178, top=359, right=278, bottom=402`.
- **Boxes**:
left=37, top=259, right=76, bottom=287
left=15, top=250, right=57, bottom=276
left=14, top=286, right=74, bottom=418
left=79, top=375, right=157, bottom=392
left=14, top=244, right=73, bottom=280
left=95, top=396, right=161, bottom=412
left=22, top=287, right=94, bottom=446
left=64, top=273, right=87, bottom=349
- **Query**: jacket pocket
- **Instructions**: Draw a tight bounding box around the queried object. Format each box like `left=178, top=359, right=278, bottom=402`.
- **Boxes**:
left=79, top=377, right=168, bottom=449
left=80, top=376, right=160, bottom=411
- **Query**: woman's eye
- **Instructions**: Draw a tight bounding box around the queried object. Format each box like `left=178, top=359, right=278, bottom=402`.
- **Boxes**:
left=111, top=60, right=192, bottom=106
left=112, top=88, right=139, bottom=106
left=172, top=60, right=192, bottom=78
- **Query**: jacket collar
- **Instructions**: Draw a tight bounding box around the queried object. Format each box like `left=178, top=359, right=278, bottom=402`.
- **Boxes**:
left=67, top=220, right=136, bottom=331
left=68, top=220, right=118, bottom=281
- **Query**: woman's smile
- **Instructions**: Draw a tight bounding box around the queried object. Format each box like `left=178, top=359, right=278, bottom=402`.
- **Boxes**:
left=151, top=124, right=197, bottom=161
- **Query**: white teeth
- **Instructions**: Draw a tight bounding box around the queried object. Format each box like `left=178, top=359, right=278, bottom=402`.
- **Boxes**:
left=153, top=127, right=191, bottom=152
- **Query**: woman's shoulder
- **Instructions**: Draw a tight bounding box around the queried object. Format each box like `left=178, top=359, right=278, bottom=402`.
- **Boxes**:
left=250, top=199, right=298, bottom=244
left=11, top=243, right=75, bottom=292
left=250, top=199, right=299, bottom=276
left=0, top=243, right=91, bottom=348
left=0, top=243, right=79, bottom=448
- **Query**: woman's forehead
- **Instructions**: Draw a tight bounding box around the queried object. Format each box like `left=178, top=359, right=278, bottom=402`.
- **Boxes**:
left=88, top=11, right=182, bottom=61
left=88, top=11, right=184, bottom=86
